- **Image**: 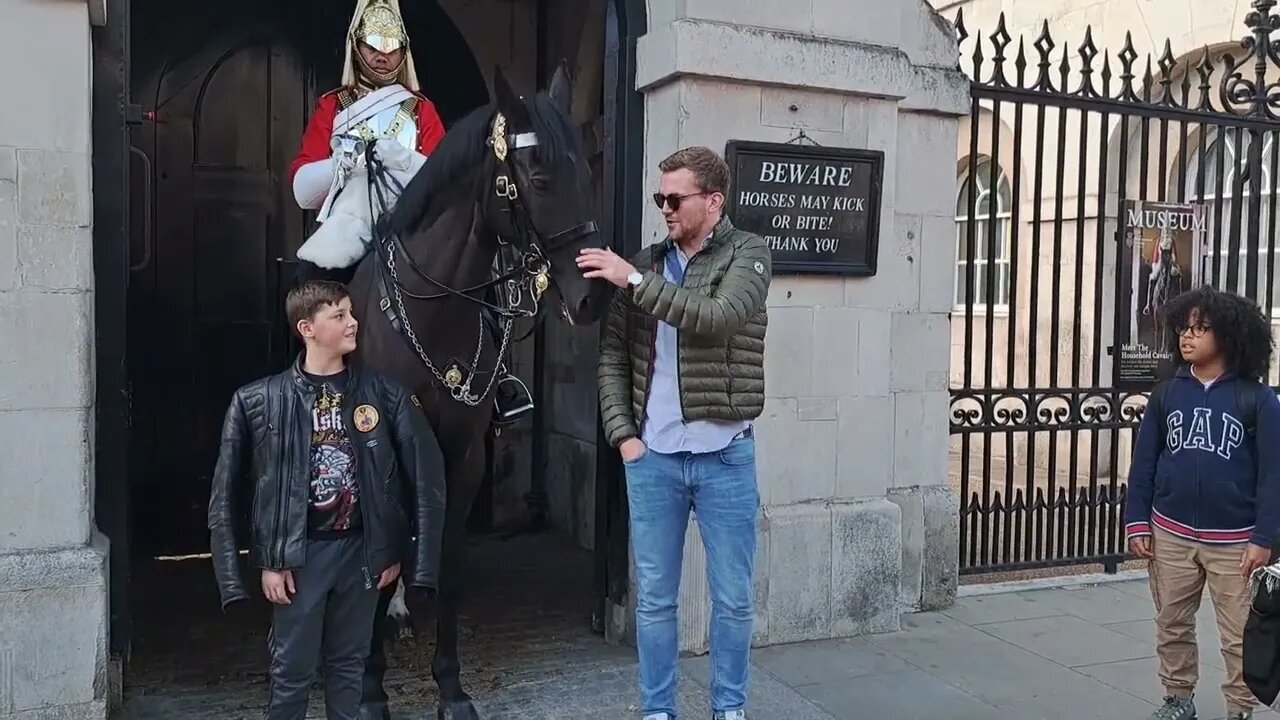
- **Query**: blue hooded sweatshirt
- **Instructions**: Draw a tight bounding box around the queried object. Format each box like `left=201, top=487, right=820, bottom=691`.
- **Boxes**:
left=1125, top=366, right=1280, bottom=547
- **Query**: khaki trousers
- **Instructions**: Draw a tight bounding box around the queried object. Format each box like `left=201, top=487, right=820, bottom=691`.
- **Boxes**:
left=1148, top=526, right=1255, bottom=713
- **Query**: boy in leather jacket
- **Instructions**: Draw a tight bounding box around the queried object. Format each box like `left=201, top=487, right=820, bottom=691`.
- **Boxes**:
left=207, top=280, right=446, bottom=720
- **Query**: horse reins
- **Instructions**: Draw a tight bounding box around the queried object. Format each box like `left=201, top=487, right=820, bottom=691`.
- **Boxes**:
left=360, top=110, right=597, bottom=406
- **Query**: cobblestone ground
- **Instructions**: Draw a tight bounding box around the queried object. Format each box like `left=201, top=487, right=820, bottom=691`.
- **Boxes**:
left=116, top=532, right=831, bottom=719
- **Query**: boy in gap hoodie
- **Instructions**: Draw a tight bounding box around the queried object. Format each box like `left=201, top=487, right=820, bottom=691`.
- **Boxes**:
left=1127, top=286, right=1280, bottom=720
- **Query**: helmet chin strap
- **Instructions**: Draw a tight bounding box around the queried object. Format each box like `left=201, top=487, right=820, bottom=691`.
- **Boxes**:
left=355, top=49, right=404, bottom=88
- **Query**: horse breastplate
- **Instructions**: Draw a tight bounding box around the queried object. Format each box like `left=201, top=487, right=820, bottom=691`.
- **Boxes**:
left=339, top=89, right=419, bottom=152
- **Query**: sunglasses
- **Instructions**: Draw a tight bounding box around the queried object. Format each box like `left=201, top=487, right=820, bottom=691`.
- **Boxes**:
left=652, top=191, right=707, bottom=211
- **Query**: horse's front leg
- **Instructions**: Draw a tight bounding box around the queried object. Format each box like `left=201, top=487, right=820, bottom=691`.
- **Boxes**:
left=359, top=583, right=399, bottom=720
left=432, top=513, right=478, bottom=719
left=433, top=453, right=486, bottom=720
left=386, top=580, right=414, bottom=638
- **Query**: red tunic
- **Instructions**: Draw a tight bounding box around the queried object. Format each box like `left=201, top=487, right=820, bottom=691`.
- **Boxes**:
left=288, top=88, right=447, bottom=186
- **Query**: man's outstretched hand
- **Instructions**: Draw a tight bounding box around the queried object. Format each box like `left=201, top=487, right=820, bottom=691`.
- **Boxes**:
left=577, top=247, right=637, bottom=288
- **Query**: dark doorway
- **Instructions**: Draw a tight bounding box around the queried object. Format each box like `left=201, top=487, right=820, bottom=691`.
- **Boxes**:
left=98, top=0, right=647, bottom=712
left=125, top=0, right=488, bottom=560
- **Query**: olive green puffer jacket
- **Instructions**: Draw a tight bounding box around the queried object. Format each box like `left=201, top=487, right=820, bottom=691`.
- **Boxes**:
left=598, top=216, right=771, bottom=448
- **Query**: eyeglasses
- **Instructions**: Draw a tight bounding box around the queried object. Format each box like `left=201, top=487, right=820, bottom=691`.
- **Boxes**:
left=652, top=192, right=707, bottom=211
left=1175, top=322, right=1213, bottom=337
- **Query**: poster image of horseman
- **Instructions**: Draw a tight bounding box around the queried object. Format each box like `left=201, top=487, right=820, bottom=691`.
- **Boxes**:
left=1117, top=199, right=1208, bottom=389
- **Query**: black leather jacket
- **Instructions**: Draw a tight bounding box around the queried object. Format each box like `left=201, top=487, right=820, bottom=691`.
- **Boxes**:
left=207, top=356, right=446, bottom=609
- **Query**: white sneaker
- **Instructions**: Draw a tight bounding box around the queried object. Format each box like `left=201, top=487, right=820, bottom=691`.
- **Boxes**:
left=714, top=711, right=746, bottom=720
left=643, top=714, right=672, bottom=720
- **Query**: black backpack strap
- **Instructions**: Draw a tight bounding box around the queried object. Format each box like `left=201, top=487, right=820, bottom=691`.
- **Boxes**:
left=1237, top=377, right=1263, bottom=437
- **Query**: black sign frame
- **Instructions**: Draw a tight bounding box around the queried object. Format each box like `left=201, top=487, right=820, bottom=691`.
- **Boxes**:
left=724, top=139, right=884, bottom=276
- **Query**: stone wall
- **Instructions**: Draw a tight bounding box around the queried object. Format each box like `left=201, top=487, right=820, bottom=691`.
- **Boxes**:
left=0, top=0, right=108, bottom=718
left=609, top=0, right=969, bottom=652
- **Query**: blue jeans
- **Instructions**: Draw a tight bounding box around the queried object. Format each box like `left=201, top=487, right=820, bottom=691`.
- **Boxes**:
left=624, top=436, right=759, bottom=718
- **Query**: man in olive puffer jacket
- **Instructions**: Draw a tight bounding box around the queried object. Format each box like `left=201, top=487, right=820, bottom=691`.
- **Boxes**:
left=578, top=146, right=770, bottom=720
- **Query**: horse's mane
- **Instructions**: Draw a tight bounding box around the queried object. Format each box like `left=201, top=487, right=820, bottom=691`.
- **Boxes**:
left=384, top=92, right=582, bottom=237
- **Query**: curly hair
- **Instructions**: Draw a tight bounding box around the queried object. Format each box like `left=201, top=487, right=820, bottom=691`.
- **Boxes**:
left=1162, top=285, right=1274, bottom=380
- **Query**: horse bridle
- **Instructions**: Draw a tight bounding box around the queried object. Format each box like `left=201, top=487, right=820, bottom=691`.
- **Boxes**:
left=362, top=110, right=598, bottom=406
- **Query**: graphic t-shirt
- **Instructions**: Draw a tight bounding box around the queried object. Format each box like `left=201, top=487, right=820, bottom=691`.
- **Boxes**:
left=304, top=369, right=362, bottom=537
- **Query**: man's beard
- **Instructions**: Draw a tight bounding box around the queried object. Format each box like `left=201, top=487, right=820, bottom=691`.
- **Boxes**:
left=355, top=51, right=403, bottom=88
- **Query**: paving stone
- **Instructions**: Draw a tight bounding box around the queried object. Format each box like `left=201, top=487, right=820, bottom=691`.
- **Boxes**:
left=1017, top=582, right=1157, bottom=624
left=750, top=636, right=912, bottom=687
left=861, top=611, right=1007, bottom=661
left=985, top=684, right=1164, bottom=720
left=1113, top=578, right=1155, bottom=598
left=1072, top=656, right=1258, bottom=720
left=871, top=619, right=1123, bottom=706
left=800, top=668, right=1005, bottom=720
left=977, top=614, right=1155, bottom=668
left=679, top=655, right=836, bottom=720
left=942, top=590, right=1067, bottom=626
left=1103, top=600, right=1227, bottom=670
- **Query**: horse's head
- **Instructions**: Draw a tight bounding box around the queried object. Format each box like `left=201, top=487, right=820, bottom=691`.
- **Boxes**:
left=485, top=63, right=611, bottom=326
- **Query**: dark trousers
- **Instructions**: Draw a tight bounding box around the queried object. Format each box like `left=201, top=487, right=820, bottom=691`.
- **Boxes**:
left=266, top=536, right=379, bottom=720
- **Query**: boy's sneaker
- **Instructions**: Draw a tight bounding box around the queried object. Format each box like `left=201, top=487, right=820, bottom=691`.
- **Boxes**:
left=714, top=712, right=746, bottom=720
left=642, top=714, right=672, bottom=720
left=1225, top=712, right=1251, bottom=720
left=1150, top=696, right=1196, bottom=720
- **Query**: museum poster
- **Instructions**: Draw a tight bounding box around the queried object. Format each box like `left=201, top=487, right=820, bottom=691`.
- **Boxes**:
left=1116, top=199, right=1208, bottom=389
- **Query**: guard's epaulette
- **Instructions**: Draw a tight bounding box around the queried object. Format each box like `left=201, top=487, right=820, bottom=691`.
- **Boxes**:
left=328, top=87, right=419, bottom=114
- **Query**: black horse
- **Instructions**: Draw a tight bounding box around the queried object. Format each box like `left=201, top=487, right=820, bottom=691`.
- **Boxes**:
left=346, top=62, right=612, bottom=719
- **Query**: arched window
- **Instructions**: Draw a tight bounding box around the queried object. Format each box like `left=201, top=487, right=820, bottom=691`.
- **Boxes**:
left=955, top=157, right=1013, bottom=310
left=1186, top=128, right=1280, bottom=311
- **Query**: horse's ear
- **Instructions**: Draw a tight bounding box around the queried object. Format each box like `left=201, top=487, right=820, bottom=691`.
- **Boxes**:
left=492, top=65, right=528, bottom=124
left=547, top=59, right=573, bottom=113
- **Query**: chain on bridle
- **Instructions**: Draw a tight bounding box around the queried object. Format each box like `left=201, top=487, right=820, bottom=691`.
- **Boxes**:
left=360, top=110, right=597, bottom=407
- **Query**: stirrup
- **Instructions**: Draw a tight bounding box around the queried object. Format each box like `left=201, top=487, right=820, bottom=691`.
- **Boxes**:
left=492, top=373, right=534, bottom=426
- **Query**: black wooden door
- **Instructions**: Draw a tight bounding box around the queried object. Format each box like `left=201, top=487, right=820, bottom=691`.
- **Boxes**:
left=129, top=32, right=307, bottom=558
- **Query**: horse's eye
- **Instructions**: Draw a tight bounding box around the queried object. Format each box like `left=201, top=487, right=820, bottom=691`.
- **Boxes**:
left=530, top=174, right=550, bottom=190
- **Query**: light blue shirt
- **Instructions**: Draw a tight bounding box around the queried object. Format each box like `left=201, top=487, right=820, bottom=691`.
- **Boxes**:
left=640, top=239, right=751, bottom=455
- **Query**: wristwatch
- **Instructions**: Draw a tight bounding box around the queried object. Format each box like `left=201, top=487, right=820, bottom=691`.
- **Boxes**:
left=627, top=271, right=644, bottom=288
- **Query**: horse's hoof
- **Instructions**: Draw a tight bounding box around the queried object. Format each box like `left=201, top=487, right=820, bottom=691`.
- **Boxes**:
left=359, top=703, right=391, bottom=720
left=383, top=608, right=414, bottom=640
left=385, top=590, right=415, bottom=640
left=437, top=699, right=480, bottom=720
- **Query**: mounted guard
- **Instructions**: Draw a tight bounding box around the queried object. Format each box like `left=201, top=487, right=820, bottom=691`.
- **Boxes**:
left=287, top=0, right=533, bottom=425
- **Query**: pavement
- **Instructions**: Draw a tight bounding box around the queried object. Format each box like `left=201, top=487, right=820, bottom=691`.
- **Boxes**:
left=115, top=539, right=1279, bottom=719
left=766, top=576, right=1277, bottom=720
